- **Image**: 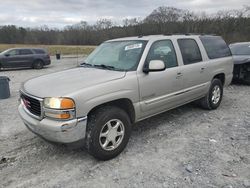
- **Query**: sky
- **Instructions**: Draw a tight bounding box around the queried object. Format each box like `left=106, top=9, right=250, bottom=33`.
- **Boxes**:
left=0, top=0, right=248, bottom=28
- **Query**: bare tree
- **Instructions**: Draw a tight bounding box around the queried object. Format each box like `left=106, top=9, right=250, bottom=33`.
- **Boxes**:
left=0, top=6, right=249, bottom=45
left=144, top=6, right=182, bottom=23
left=95, top=19, right=113, bottom=30
left=123, top=18, right=140, bottom=26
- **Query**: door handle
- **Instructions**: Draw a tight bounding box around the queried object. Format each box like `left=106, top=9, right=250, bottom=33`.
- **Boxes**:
left=200, top=67, right=205, bottom=72
left=176, top=72, right=183, bottom=79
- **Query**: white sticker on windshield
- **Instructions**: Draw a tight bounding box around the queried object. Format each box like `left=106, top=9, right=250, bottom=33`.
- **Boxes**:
left=125, top=43, right=143, bottom=51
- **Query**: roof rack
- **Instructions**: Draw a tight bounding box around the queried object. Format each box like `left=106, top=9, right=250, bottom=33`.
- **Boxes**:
left=136, top=33, right=218, bottom=39
left=163, top=33, right=218, bottom=36
left=162, top=33, right=195, bottom=36
left=138, top=34, right=166, bottom=38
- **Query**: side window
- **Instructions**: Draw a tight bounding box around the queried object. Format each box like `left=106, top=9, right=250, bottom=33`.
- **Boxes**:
left=33, top=49, right=46, bottom=54
left=19, top=49, right=33, bottom=55
left=7, top=50, right=18, bottom=56
left=146, top=40, right=178, bottom=68
left=200, top=36, right=231, bottom=59
left=178, top=39, right=202, bottom=65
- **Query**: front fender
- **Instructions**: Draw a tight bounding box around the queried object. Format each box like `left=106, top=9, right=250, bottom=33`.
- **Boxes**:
left=82, top=90, right=135, bottom=115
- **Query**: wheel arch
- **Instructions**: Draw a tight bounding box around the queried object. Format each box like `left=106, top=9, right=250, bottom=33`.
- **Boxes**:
left=33, top=58, right=45, bottom=64
left=87, top=98, right=136, bottom=124
left=213, top=73, right=225, bottom=86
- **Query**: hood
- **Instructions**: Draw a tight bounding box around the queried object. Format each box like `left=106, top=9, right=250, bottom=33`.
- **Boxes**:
left=232, top=55, right=250, bottom=65
left=23, top=67, right=126, bottom=97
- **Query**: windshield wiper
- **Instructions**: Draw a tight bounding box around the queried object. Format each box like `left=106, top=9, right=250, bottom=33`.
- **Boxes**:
left=80, top=62, right=93, bottom=67
left=93, top=64, right=116, bottom=70
left=81, top=63, right=125, bottom=71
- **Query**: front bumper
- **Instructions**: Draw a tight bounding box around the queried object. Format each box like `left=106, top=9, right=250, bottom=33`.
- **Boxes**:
left=18, top=104, right=87, bottom=143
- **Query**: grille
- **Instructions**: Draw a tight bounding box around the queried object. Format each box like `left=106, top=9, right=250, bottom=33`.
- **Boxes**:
left=21, top=93, right=41, bottom=117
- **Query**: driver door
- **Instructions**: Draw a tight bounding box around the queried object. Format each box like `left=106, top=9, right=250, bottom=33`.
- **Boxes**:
left=2, top=49, right=20, bottom=68
left=138, top=40, right=183, bottom=119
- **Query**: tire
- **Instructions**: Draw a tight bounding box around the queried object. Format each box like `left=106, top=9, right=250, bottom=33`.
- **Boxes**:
left=199, top=78, right=223, bottom=110
left=86, top=106, right=132, bottom=160
left=244, top=80, right=250, bottom=85
left=33, top=60, right=44, bottom=69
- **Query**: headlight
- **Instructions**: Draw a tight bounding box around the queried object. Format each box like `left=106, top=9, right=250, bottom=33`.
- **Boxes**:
left=44, top=97, right=75, bottom=109
left=43, top=97, right=75, bottom=120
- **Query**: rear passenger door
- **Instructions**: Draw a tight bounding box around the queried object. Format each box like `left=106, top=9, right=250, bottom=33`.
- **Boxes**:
left=177, top=38, right=210, bottom=102
left=200, top=36, right=233, bottom=86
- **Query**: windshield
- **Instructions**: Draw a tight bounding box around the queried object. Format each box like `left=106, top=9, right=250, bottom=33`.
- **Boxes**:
left=84, top=40, right=147, bottom=71
left=0, top=49, right=10, bottom=55
left=230, top=44, right=250, bottom=56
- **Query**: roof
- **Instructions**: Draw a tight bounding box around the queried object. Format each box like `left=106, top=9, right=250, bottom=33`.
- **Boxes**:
left=8, top=47, right=46, bottom=50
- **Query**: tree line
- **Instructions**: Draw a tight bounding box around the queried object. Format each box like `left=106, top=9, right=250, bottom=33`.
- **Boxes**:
left=0, top=6, right=249, bottom=45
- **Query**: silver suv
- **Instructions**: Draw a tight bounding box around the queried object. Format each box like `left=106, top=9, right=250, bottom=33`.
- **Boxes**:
left=19, top=35, right=233, bottom=160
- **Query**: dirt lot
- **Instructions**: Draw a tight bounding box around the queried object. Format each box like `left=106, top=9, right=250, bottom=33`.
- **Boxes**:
left=0, top=58, right=249, bottom=188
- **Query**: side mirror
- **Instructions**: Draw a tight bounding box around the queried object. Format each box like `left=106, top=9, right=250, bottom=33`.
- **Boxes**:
left=143, top=60, right=166, bottom=73
left=4, top=53, right=10, bottom=57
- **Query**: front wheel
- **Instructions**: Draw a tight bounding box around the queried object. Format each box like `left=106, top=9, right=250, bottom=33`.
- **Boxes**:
left=85, top=106, right=131, bottom=160
left=199, top=78, right=223, bottom=110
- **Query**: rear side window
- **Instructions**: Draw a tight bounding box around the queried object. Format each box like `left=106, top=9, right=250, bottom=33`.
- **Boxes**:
left=178, top=39, right=202, bottom=65
left=200, top=36, right=231, bottom=59
left=19, top=49, right=33, bottom=55
left=33, top=49, right=46, bottom=54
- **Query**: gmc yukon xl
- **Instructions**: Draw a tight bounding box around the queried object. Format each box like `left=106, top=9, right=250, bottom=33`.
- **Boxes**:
left=19, top=35, right=233, bottom=160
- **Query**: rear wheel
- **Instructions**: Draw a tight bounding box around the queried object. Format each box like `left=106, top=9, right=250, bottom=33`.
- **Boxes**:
left=33, top=60, right=44, bottom=69
left=199, top=78, right=223, bottom=110
left=86, top=106, right=131, bottom=160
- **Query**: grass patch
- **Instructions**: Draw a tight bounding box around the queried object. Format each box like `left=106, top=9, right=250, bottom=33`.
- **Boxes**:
left=0, top=44, right=96, bottom=56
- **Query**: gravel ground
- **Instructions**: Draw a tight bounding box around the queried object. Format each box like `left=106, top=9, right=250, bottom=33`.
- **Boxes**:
left=0, top=57, right=249, bottom=188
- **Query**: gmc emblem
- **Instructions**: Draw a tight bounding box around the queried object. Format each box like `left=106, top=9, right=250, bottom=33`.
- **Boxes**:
left=22, top=98, right=31, bottom=108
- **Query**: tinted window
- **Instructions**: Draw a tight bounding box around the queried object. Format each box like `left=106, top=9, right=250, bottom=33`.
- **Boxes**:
left=33, top=49, right=46, bottom=54
left=19, top=49, right=33, bottom=55
left=230, top=44, right=250, bottom=55
left=200, top=36, right=231, bottom=59
left=178, top=39, right=202, bottom=65
left=146, top=40, right=178, bottom=68
left=7, top=49, right=19, bottom=56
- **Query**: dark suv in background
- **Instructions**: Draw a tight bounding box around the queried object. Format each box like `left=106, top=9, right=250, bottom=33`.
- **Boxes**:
left=0, top=48, right=51, bottom=69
